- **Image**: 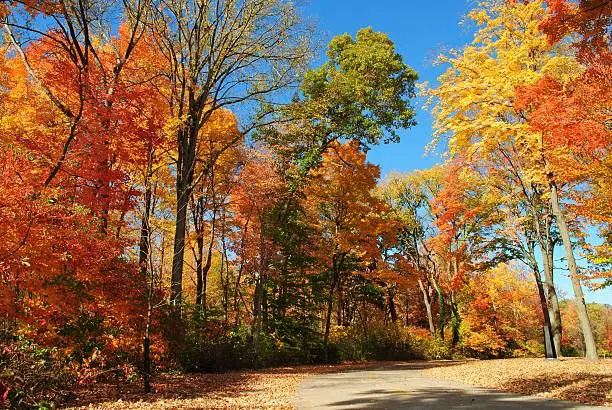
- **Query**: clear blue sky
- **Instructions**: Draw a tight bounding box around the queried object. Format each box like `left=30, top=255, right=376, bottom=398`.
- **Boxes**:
left=303, top=0, right=612, bottom=305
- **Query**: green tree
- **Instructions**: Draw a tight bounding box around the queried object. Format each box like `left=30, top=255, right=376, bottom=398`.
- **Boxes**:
left=261, top=27, right=418, bottom=173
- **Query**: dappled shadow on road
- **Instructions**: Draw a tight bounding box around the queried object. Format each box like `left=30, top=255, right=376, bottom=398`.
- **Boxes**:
left=373, top=360, right=465, bottom=371
left=499, top=373, right=612, bottom=407
left=327, top=387, right=581, bottom=409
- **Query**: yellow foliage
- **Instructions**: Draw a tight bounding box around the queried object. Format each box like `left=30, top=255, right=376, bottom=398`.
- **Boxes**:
left=424, top=0, right=581, bottom=188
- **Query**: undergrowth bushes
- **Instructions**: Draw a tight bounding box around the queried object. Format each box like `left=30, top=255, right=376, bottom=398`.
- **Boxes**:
left=0, top=338, right=75, bottom=409
left=328, top=324, right=455, bottom=361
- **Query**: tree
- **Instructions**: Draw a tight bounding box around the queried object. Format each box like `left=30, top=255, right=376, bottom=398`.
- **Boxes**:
left=377, top=167, right=445, bottom=336
left=2, top=0, right=151, bottom=193
left=231, top=152, right=287, bottom=358
left=517, top=0, right=612, bottom=291
left=261, top=27, right=418, bottom=173
left=461, top=263, right=542, bottom=357
left=428, top=159, right=510, bottom=345
left=147, top=0, right=313, bottom=308
left=541, top=0, right=611, bottom=62
left=303, top=141, right=397, bottom=360
left=187, top=108, right=243, bottom=312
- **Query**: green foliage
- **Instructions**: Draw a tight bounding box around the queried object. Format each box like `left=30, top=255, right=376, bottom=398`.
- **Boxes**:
left=174, top=307, right=326, bottom=372
left=258, top=27, right=418, bottom=174
left=300, top=27, right=418, bottom=147
left=328, top=324, right=454, bottom=361
left=511, top=340, right=545, bottom=358
left=0, top=337, right=75, bottom=409
left=58, top=312, right=106, bottom=361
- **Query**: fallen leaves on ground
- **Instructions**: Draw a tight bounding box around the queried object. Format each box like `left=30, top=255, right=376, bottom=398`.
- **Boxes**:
left=423, top=357, right=612, bottom=406
left=65, top=362, right=388, bottom=409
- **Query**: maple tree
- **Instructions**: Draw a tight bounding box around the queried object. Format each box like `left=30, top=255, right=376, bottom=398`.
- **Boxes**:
left=303, top=141, right=399, bottom=359
left=540, top=0, right=611, bottom=62
left=517, top=0, right=612, bottom=291
left=230, top=152, right=288, bottom=358
left=377, top=168, right=443, bottom=335
left=0, top=30, right=171, bottom=379
left=460, top=263, right=542, bottom=357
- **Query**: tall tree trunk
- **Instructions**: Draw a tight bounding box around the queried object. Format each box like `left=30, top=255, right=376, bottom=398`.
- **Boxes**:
left=388, top=287, right=398, bottom=323
left=139, top=150, right=153, bottom=277
left=143, top=288, right=153, bottom=394
left=431, top=276, right=445, bottom=340
left=195, top=206, right=216, bottom=315
left=138, top=147, right=155, bottom=393
left=531, top=262, right=557, bottom=358
left=194, top=228, right=205, bottom=310
left=529, top=197, right=563, bottom=356
left=220, top=218, right=231, bottom=326
left=252, top=219, right=267, bottom=361
left=526, top=239, right=557, bottom=358
left=539, top=237, right=563, bottom=356
left=252, top=275, right=263, bottom=359
left=450, top=292, right=460, bottom=346
left=171, top=188, right=188, bottom=307
left=418, top=279, right=435, bottom=334
left=233, top=219, right=250, bottom=328
left=323, top=264, right=341, bottom=362
left=549, top=183, right=598, bottom=360
left=322, top=279, right=336, bottom=362
left=171, top=124, right=197, bottom=308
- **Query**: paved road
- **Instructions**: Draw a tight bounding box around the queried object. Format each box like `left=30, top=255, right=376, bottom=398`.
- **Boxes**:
left=293, top=362, right=602, bottom=409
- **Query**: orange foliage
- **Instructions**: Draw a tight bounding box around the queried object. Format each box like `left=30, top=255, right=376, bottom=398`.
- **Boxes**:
left=0, top=27, right=170, bottom=358
left=304, top=141, right=400, bottom=283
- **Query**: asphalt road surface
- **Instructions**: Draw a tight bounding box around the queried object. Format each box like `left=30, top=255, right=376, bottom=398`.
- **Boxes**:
left=293, top=362, right=602, bottom=409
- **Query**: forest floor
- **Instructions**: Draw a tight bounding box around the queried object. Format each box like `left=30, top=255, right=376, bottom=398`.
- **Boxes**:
left=423, top=357, right=612, bottom=406
left=66, top=358, right=611, bottom=409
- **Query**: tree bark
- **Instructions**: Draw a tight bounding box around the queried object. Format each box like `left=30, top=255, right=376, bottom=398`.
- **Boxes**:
left=322, top=277, right=336, bottom=362
left=450, top=292, right=460, bottom=346
left=549, top=182, right=598, bottom=360
left=323, top=259, right=342, bottom=362
left=531, top=263, right=557, bottom=358
left=171, top=122, right=198, bottom=308
left=388, top=287, right=398, bottom=323
left=171, top=188, right=188, bottom=308
left=432, top=276, right=445, bottom=340
left=418, top=278, right=435, bottom=335
left=143, top=294, right=153, bottom=394
left=139, top=149, right=155, bottom=393
left=252, top=218, right=267, bottom=361
left=539, top=236, right=563, bottom=356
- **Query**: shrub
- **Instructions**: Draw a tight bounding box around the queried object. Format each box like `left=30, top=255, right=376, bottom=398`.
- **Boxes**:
left=511, top=339, right=544, bottom=358
left=0, top=338, right=75, bottom=409
left=328, top=324, right=454, bottom=362
left=174, top=316, right=326, bottom=371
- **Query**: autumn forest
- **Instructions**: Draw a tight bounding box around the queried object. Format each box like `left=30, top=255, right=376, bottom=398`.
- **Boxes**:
left=0, top=0, right=611, bottom=408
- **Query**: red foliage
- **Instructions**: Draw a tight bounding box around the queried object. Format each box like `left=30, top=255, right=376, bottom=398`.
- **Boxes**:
left=541, top=0, right=611, bottom=62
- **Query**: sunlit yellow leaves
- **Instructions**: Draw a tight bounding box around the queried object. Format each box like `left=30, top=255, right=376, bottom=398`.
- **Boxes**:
left=424, top=0, right=588, bottom=191
left=541, top=56, right=584, bottom=86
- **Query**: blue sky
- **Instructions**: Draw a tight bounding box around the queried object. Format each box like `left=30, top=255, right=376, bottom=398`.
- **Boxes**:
left=303, top=0, right=611, bottom=305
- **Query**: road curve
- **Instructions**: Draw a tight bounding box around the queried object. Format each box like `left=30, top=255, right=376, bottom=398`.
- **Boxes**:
left=293, top=362, right=601, bottom=409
